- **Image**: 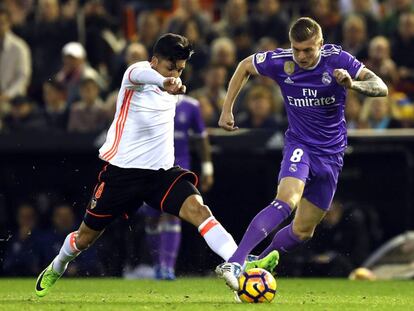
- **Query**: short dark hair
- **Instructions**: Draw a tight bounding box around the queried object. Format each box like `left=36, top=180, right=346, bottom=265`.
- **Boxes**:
left=289, top=17, right=322, bottom=42
left=153, top=33, right=194, bottom=62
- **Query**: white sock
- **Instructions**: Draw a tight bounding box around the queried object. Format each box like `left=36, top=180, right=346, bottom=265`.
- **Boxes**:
left=198, top=216, right=238, bottom=261
left=52, top=231, right=81, bottom=274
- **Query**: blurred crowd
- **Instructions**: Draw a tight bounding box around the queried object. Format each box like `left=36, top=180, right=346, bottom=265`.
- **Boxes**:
left=0, top=0, right=414, bottom=134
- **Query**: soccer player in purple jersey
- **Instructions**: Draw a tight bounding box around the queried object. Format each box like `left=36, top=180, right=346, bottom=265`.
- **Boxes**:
left=216, top=17, right=388, bottom=290
left=141, top=95, right=214, bottom=280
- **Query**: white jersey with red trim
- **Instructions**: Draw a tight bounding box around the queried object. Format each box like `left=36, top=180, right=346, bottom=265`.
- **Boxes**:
left=99, top=61, right=178, bottom=169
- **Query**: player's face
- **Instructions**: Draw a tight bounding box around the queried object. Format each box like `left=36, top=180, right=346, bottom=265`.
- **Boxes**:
left=152, top=57, right=186, bottom=78
left=291, top=36, right=323, bottom=69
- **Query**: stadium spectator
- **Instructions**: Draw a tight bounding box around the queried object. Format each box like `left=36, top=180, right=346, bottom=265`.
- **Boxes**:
left=381, top=0, right=414, bottom=37
left=340, top=0, right=380, bottom=39
left=213, top=0, right=249, bottom=38
left=82, top=0, right=118, bottom=75
left=55, top=41, right=105, bottom=106
left=308, top=0, right=342, bottom=43
left=2, top=96, right=45, bottom=132
left=190, top=63, right=228, bottom=127
left=0, top=7, right=31, bottom=105
left=2, top=203, right=42, bottom=276
left=232, top=25, right=254, bottom=62
left=365, top=36, right=399, bottom=88
left=249, top=0, right=289, bottom=46
left=177, top=18, right=210, bottom=89
left=391, top=12, right=414, bottom=97
left=236, top=85, right=282, bottom=130
left=136, top=11, right=162, bottom=56
left=67, top=77, right=107, bottom=133
left=209, top=37, right=237, bottom=73
left=164, top=0, right=211, bottom=39
left=360, top=97, right=402, bottom=129
left=40, top=79, right=68, bottom=131
left=341, top=14, right=369, bottom=61
left=20, top=0, right=78, bottom=102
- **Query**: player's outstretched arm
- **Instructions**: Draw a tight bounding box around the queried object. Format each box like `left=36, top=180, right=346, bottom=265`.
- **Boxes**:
left=129, top=66, right=186, bottom=94
left=219, top=55, right=259, bottom=131
left=334, top=68, right=388, bottom=97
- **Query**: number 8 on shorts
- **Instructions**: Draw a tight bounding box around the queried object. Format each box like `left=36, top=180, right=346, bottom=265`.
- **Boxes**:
left=289, top=148, right=304, bottom=163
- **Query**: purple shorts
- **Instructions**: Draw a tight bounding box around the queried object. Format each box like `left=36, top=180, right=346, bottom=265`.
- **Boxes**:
left=278, top=143, right=344, bottom=211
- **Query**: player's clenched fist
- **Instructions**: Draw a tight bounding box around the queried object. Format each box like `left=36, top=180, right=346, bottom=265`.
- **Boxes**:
left=219, top=111, right=238, bottom=131
left=333, top=69, right=353, bottom=88
left=163, top=77, right=187, bottom=94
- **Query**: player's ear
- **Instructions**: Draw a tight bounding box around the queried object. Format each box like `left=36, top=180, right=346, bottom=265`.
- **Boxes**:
left=150, top=56, right=159, bottom=68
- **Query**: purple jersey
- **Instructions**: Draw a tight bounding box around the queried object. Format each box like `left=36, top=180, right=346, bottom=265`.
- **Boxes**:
left=174, top=96, right=206, bottom=169
left=253, top=44, right=364, bottom=154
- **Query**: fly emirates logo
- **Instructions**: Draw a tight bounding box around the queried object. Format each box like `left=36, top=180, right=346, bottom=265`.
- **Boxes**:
left=287, top=88, right=336, bottom=107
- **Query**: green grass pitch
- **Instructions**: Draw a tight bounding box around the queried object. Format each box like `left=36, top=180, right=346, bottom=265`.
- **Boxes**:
left=1, top=277, right=414, bottom=310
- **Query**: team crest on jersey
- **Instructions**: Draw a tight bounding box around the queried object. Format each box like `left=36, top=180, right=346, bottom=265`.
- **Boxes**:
left=284, top=61, right=295, bottom=75
left=322, top=72, right=332, bottom=85
left=256, top=52, right=266, bottom=64
left=289, top=163, right=297, bottom=173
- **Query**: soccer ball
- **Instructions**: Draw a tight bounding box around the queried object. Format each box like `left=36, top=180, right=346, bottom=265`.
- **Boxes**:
left=237, top=268, right=277, bottom=303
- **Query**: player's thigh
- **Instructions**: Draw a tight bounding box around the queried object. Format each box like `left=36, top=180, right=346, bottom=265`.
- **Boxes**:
left=292, top=198, right=327, bottom=239
left=83, top=167, right=143, bottom=232
left=303, top=152, right=344, bottom=211
left=277, top=143, right=310, bottom=208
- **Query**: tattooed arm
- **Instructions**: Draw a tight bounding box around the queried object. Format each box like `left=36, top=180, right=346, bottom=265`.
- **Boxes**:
left=333, top=68, right=388, bottom=97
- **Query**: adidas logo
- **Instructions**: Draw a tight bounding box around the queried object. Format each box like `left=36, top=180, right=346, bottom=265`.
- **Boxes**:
left=284, top=77, right=294, bottom=84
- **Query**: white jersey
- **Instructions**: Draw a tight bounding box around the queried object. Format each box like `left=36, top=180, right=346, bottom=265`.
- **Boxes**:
left=99, top=61, right=178, bottom=169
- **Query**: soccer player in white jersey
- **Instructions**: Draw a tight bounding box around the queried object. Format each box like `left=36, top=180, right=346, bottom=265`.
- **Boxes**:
left=35, top=33, right=277, bottom=297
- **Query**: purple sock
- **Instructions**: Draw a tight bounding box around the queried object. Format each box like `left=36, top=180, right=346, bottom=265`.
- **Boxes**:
left=259, top=223, right=306, bottom=259
left=229, top=200, right=291, bottom=265
left=160, top=219, right=181, bottom=270
left=145, top=224, right=161, bottom=266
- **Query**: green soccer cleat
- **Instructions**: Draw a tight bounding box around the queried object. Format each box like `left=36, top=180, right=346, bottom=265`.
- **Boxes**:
left=35, top=263, right=62, bottom=297
left=244, top=250, right=280, bottom=274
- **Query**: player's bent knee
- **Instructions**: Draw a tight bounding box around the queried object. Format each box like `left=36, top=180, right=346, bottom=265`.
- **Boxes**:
left=276, top=193, right=300, bottom=210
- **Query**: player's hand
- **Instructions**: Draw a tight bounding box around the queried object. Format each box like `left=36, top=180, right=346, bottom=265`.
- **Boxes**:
left=333, top=69, right=353, bottom=88
left=219, top=111, right=238, bottom=131
left=163, top=77, right=186, bottom=94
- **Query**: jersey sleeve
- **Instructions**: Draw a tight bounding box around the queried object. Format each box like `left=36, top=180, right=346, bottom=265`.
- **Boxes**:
left=252, top=51, right=275, bottom=77
left=126, top=62, right=165, bottom=87
left=338, top=50, right=365, bottom=79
